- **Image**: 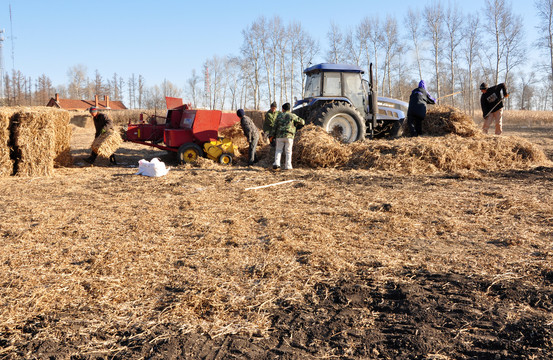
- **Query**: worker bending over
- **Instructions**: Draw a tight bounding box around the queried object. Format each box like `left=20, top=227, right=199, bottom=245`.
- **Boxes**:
left=480, top=82, right=509, bottom=135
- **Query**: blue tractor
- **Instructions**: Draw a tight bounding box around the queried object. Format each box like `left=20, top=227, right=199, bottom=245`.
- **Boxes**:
left=293, top=63, right=407, bottom=142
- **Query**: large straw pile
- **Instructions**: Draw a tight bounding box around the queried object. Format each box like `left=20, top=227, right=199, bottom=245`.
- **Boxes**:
left=91, top=128, right=123, bottom=157
left=11, top=108, right=58, bottom=176
left=400, top=105, right=480, bottom=137
left=0, top=108, right=15, bottom=176
left=293, top=124, right=549, bottom=174
left=423, top=105, right=480, bottom=137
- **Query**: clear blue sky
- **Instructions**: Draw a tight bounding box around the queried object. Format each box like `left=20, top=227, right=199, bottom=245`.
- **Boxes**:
left=0, top=0, right=542, bottom=92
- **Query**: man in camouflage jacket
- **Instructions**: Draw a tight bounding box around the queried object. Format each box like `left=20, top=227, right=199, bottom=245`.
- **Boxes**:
left=263, top=102, right=279, bottom=144
left=270, top=102, right=305, bottom=170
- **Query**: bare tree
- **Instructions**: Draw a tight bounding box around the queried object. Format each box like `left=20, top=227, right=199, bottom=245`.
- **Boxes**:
left=444, top=3, right=464, bottom=106
left=518, top=71, right=537, bottom=109
left=128, top=74, right=137, bottom=109
left=226, top=57, right=242, bottom=110
left=343, top=27, right=363, bottom=66
left=162, top=79, right=182, bottom=99
left=67, top=64, right=88, bottom=99
left=484, top=0, right=508, bottom=84
left=138, top=75, right=145, bottom=108
left=381, top=16, right=400, bottom=97
left=405, top=8, right=424, bottom=80
left=295, top=27, right=319, bottom=97
left=356, top=17, right=372, bottom=74
left=93, top=70, right=105, bottom=97
left=204, top=56, right=223, bottom=109
left=34, top=74, right=53, bottom=105
left=270, top=17, right=285, bottom=105
left=143, top=85, right=164, bottom=110
left=502, top=12, right=525, bottom=91
left=186, top=69, right=201, bottom=108
left=287, top=21, right=303, bottom=106
left=109, top=73, right=121, bottom=100
left=367, top=17, right=383, bottom=94
left=327, top=22, right=344, bottom=63
left=535, top=0, right=553, bottom=104
left=253, top=17, right=272, bottom=104
left=241, top=21, right=263, bottom=109
left=424, top=1, right=445, bottom=98
left=462, top=13, right=482, bottom=115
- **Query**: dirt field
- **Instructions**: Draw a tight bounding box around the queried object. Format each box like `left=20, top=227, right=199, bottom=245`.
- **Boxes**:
left=1, top=121, right=552, bottom=359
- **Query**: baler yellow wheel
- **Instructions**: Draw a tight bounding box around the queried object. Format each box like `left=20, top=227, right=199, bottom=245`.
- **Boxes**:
left=218, top=153, right=233, bottom=165
left=177, top=143, right=204, bottom=164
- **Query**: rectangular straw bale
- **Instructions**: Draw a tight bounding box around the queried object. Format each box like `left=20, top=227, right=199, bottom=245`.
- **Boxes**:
left=11, top=107, right=56, bottom=176
left=91, top=128, right=123, bottom=157
left=0, top=107, right=16, bottom=176
left=49, top=108, right=73, bottom=167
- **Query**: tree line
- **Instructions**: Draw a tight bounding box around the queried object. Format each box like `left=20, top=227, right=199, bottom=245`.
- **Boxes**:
left=3, top=0, right=553, bottom=114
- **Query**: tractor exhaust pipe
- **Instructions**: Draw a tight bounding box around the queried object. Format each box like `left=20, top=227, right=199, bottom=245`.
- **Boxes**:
left=369, top=63, right=378, bottom=139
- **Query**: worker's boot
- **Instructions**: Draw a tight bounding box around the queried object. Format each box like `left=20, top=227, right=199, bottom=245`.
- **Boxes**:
left=85, top=152, right=98, bottom=164
left=109, top=154, right=117, bottom=165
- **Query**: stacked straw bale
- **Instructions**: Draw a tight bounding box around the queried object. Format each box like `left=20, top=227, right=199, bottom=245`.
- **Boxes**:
left=0, top=108, right=15, bottom=176
left=91, top=128, right=123, bottom=157
left=11, top=108, right=56, bottom=176
left=0, top=107, right=73, bottom=176
left=51, top=108, right=73, bottom=167
left=245, top=110, right=264, bottom=129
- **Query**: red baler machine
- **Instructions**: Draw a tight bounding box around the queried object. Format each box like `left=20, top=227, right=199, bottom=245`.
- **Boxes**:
left=125, top=98, right=240, bottom=164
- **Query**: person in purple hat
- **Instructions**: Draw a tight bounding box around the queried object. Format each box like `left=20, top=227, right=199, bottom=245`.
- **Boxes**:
left=406, top=80, right=436, bottom=136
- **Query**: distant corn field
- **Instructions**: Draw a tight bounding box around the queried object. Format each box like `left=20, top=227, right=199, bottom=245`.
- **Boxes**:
left=503, top=110, right=553, bottom=126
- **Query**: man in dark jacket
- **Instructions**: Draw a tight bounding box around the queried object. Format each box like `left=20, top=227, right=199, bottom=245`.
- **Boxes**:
left=407, top=80, right=436, bottom=136
left=480, top=82, right=509, bottom=135
left=237, top=109, right=260, bottom=165
left=85, top=107, right=117, bottom=164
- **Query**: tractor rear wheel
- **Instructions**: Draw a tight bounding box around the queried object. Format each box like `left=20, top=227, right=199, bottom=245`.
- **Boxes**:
left=314, top=102, right=366, bottom=143
left=177, top=143, right=204, bottom=164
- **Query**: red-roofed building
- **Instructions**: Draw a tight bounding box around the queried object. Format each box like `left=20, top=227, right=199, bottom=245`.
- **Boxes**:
left=46, top=94, right=127, bottom=111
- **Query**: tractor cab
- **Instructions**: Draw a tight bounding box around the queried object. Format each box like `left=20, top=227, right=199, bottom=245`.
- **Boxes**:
left=293, top=63, right=407, bottom=141
left=299, top=63, right=368, bottom=117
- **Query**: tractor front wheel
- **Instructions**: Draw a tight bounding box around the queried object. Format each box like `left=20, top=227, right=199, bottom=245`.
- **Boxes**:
left=177, top=143, right=204, bottom=164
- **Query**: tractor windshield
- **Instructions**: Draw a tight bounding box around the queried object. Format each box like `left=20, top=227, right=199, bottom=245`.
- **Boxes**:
left=304, top=73, right=322, bottom=98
